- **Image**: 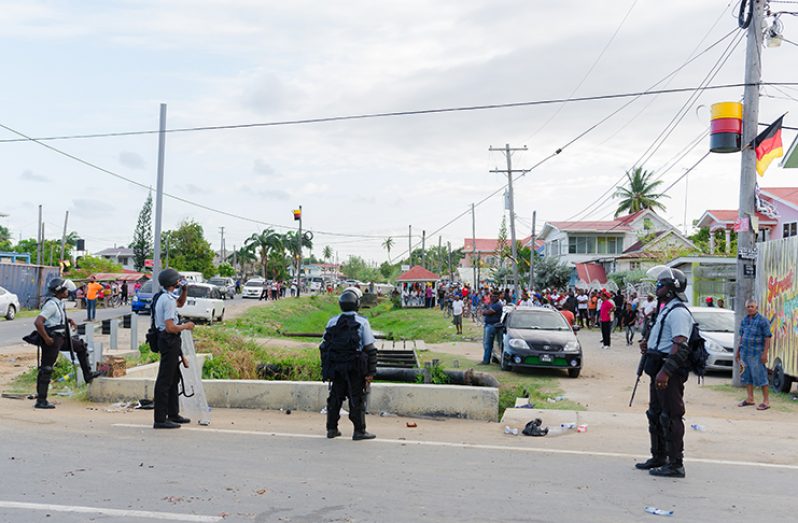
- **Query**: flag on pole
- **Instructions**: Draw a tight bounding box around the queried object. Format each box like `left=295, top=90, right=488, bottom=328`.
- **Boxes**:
left=293, top=209, right=301, bottom=221
left=754, top=115, right=784, bottom=176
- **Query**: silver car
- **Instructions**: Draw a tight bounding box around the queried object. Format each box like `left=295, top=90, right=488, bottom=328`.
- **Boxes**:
left=689, top=306, right=735, bottom=372
left=0, top=285, right=20, bottom=320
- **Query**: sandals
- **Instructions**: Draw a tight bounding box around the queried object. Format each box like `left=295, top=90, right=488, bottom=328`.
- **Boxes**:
left=737, top=400, right=755, bottom=407
left=756, top=403, right=771, bottom=411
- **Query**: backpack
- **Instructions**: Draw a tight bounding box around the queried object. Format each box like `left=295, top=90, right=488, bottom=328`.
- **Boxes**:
left=319, top=315, right=362, bottom=381
left=145, top=291, right=165, bottom=353
left=654, top=302, right=709, bottom=382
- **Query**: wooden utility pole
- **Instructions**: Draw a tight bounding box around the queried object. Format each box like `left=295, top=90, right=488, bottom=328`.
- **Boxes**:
left=59, top=210, right=69, bottom=265
left=490, top=144, right=527, bottom=293
left=529, top=210, right=536, bottom=292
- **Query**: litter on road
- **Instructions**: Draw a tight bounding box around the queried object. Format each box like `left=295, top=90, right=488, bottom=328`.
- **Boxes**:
left=644, top=506, right=674, bottom=517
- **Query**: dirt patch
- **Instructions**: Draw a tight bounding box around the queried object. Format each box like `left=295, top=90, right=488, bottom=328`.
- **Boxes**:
left=0, top=344, right=37, bottom=390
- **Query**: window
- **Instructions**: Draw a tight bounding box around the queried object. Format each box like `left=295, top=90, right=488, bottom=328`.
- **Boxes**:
left=629, top=261, right=641, bottom=270
left=783, top=222, right=797, bottom=238
left=567, top=235, right=622, bottom=254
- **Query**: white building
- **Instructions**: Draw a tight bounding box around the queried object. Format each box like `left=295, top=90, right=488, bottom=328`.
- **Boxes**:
left=94, top=247, right=136, bottom=271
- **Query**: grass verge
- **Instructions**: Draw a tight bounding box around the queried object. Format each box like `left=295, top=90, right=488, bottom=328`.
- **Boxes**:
left=708, top=383, right=798, bottom=413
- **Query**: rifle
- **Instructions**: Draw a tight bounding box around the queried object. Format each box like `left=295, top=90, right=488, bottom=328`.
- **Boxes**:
left=629, top=352, right=647, bottom=407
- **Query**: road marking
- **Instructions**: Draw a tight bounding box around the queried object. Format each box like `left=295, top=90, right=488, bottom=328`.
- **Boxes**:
left=113, top=423, right=798, bottom=471
left=0, top=501, right=222, bottom=522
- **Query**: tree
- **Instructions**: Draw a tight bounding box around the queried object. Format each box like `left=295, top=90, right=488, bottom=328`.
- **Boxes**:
left=322, top=245, right=333, bottom=264
left=13, top=238, right=72, bottom=266
left=216, top=262, right=235, bottom=277
left=245, top=228, right=283, bottom=279
left=0, top=225, right=11, bottom=251
left=340, top=255, right=381, bottom=282
left=164, top=220, right=215, bottom=278
left=535, top=256, right=572, bottom=289
left=614, top=167, right=668, bottom=217
left=494, top=216, right=510, bottom=269
left=231, top=245, right=257, bottom=275
left=72, top=255, right=123, bottom=278
left=382, top=237, right=394, bottom=263
left=131, top=193, right=153, bottom=271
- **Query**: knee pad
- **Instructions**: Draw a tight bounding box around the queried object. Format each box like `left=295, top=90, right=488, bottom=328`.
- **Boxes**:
left=39, top=365, right=54, bottom=379
left=659, top=412, right=671, bottom=430
left=645, top=409, right=659, bottom=425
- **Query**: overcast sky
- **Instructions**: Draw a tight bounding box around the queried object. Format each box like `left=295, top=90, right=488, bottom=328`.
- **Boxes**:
left=2, top=0, right=797, bottom=263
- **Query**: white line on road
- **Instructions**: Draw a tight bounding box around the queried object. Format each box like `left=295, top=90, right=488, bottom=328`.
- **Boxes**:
left=0, top=501, right=223, bottom=522
left=113, top=423, right=798, bottom=471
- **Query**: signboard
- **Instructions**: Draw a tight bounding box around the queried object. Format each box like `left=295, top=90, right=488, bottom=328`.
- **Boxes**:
left=401, top=265, right=410, bottom=271
left=743, top=264, right=756, bottom=278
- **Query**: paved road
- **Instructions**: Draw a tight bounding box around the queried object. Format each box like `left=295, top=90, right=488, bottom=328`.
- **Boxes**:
left=1, top=408, right=795, bottom=523
left=0, top=305, right=133, bottom=349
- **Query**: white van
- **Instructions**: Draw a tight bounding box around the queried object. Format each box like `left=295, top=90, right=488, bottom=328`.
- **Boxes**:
left=180, top=271, right=205, bottom=284
left=242, top=278, right=265, bottom=299
left=178, top=283, right=225, bottom=323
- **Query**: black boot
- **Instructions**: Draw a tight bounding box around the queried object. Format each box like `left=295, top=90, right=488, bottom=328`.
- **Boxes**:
left=635, top=457, right=667, bottom=470
left=649, top=463, right=685, bottom=478
left=327, top=429, right=342, bottom=439
left=34, top=400, right=55, bottom=409
left=352, top=431, right=376, bottom=440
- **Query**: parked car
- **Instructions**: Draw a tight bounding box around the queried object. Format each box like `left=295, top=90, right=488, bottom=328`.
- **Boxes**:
left=178, top=283, right=225, bottom=323
left=308, top=277, right=324, bottom=292
left=131, top=281, right=155, bottom=314
left=208, top=277, right=236, bottom=299
left=494, top=305, right=582, bottom=378
left=181, top=271, right=204, bottom=284
left=689, top=306, right=734, bottom=372
left=0, top=285, right=20, bottom=320
left=242, top=278, right=265, bottom=299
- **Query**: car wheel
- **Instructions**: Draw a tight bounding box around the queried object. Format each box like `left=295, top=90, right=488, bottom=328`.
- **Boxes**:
left=217, top=309, right=224, bottom=322
left=5, top=305, right=16, bottom=320
left=500, top=352, right=512, bottom=371
left=770, top=359, right=794, bottom=393
left=567, top=368, right=581, bottom=379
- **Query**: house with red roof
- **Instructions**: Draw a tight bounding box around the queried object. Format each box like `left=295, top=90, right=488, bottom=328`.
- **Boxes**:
left=460, top=236, right=543, bottom=268
left=696, top=187, right=798, bottom=249
left=539, top=210, right=696, bottom=285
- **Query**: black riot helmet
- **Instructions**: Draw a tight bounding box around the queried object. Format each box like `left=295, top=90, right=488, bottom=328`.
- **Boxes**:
left=158, top=268, right=181, bottom=289
left=339, top=287, right=362, bottom=312
left=48, top=278, right=70, bottom=295
left=656, top=267, right=688, bottom=302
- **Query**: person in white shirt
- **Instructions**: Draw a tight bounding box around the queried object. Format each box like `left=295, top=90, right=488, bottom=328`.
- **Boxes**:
left=451, top=295, right=464, bottom=334
left=576, top=291, right=589, bottom=328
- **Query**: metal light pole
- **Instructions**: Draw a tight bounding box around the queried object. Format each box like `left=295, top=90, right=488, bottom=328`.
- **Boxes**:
left=152, top=103, right=167, bottom=293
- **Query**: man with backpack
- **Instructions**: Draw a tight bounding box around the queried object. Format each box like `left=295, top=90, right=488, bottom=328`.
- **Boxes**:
left=152, top=268, right=194, bottom=429
left=635, top=267, right=693, bottom=478
left=320, top=288, right=378, bottom=440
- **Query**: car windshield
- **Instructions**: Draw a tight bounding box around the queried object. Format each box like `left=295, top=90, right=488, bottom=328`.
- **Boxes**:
left=691, top=310, right=735, bottom=332
left=140, top=281, right=153, bottom=294
left=187, top=286, right=211, bottom=298
left=245, top=281, right=263, bottom=287
left=208, top=278, right=225, bottom=285
left=508, top=310, right=571, bottom=330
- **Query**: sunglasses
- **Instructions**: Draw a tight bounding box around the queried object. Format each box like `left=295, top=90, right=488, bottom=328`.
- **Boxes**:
left=656, top=281, right=666, bottom=288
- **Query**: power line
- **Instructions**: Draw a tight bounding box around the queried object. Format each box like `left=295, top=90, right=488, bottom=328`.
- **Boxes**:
left=2, top=83, right=796, bottom=145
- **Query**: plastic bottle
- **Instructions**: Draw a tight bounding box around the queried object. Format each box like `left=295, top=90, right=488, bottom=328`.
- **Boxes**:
left=690, top=423, right=705, bottom=432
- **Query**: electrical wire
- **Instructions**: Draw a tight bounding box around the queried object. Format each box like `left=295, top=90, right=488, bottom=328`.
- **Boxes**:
left=3, top=83, right=797, bottom=144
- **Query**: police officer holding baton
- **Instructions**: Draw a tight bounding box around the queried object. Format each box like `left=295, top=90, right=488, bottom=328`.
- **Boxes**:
left=635, top=268, right=692, bottom=478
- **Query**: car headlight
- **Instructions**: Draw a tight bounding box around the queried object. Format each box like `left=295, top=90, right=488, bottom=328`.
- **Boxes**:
left=564, top=341, right=581, bottom=353
left=704, top=339, right=724, bottom=354
left=509, top=339, right=528, bottom=350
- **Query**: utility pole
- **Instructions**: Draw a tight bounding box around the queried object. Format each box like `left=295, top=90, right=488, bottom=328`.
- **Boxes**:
left=421, top=230, right=426, bottom=269
left=471, top=203, right=477, bottom=288
left=408, top=225, right=412, bottom=266
left=733, top=0, right=764, bottom=388
left=219, top=226, right=226, bottom=265
left=295, top=205, right=302, bottom=298
left=529, top=210, right=536, bottom=292
left=438, top=236, right=443, bottom=276
left=40, top=223, right=45, bottom=265
left=490, top=144, right=527, bottom=293
left=36, top=205, right=42, bottom=265
left=152, top=103, right=167, bottom=293
left=447, top=241, right=453, bottom=281
left=59, top=210, right=69, bottom=265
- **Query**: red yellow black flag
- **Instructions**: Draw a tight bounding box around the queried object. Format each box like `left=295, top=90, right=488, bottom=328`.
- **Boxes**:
left=754, top=115, right=784, bottom=176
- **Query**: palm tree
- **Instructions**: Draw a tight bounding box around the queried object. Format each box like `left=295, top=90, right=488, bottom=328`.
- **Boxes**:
left=245, top=228, right=283, bottom=278
left=614, top=167, right=668, bottom=217
left=382, top=237, right=395, bottom=263
left=322, top=245, right=333, bottom=264
left=230, top=245, right=256, bottom=275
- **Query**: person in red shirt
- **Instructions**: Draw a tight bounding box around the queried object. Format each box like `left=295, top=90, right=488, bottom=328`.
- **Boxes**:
left=560, top=308, right=575, bottom=327
left=599, top=291, right=616, bottom=349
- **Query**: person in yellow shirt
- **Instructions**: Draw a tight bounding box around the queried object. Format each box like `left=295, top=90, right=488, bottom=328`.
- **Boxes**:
left=85, top=276, right=103, bottom=321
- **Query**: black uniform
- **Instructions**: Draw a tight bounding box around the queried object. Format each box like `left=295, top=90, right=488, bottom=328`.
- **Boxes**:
left=321, top=312, right=378, bottom=438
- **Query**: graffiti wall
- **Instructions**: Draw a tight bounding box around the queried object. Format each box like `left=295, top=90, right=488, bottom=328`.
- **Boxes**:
left=756, top=236, right=798, bottom=377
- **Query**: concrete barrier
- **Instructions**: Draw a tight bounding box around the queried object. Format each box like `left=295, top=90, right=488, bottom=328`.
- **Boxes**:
left=88, top=378, right=498, bottom=421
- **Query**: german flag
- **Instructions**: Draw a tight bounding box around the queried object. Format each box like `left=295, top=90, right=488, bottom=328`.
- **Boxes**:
left=754, top=115, right=784, bottom=176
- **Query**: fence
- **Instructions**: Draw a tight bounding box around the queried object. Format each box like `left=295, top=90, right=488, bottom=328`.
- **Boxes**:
left=0, top=263, right=61, bottom=309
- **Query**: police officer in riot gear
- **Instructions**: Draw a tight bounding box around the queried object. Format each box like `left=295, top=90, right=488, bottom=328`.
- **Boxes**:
left=321, top=287, right=378, bottom=440
left=635, top=268, right=692, bottom=478
left=33, top=278, right=102, bottom=409
left=152, top=268, right=194, bottom=429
